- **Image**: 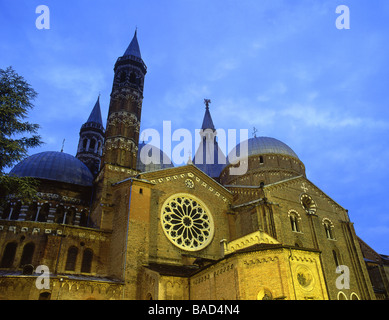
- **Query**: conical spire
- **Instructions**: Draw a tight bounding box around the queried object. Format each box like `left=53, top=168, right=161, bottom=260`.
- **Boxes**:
left=123, top=29, right=142, bottom=58
left=87, top=95, right=103, bottom=126
left=193, top=99, right=226, bottom=178
left=201, top=99, right=215, bottom=131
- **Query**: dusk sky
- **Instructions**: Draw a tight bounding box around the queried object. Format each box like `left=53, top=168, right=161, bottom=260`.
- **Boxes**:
left=1, top=0, right=389, bottom=253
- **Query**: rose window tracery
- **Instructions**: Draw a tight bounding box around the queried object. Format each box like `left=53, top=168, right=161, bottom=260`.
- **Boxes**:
left=161, top=194, right=214, bottom=251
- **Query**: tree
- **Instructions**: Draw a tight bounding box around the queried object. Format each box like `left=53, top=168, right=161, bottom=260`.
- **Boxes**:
left=0, top=66, right=43, bottom=205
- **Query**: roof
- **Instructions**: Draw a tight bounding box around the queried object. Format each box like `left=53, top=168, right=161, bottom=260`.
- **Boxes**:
left=10, top=151, right=94, bottom=186
left=136, top=142, right=174, bottom=173
left=193, top=103, right=225, bottom=177
left=193, top=140, right=226, bottom=178
left=201, top=106, right=215, bottom=131
left=86, top=96, right=103, bottom=126
left=229, top=136, right=300, bottom=160
left=123, top=29, right=142, bottom=58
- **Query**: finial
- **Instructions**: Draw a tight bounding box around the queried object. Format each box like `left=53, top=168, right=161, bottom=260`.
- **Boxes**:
left=204, top=99, right=211, bottom=109
left=252, top=127, right=258, bottom=138
left=61, top=139, right=65, bottom=152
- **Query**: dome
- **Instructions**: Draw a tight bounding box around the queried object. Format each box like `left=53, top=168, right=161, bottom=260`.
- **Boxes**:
left=229, top=136, right=299, bottom=160
left=10, top=151, right=94, bottom=186
left=136, top=142, right=174, bottom=172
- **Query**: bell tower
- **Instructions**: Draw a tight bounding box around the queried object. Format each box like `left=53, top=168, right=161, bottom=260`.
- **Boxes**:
left=90, top=30, right=147, bottom=230
left=76, top=95, right=105, bottom=177
left=101, top=29, right=147, bottom=172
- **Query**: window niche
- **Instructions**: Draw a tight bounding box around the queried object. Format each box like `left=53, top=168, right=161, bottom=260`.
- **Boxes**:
left=323, top=219, right=335, bottom=240
left=288, top=210, right=302, bottom=233
left=81, top=249, right=93, bottom=273
left=300, top=194, right=317, bottom=215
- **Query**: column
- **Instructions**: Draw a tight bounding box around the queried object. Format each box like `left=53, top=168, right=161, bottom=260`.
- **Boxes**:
left=35, top=204, right=42, bottom=222
left=7, top=203, right=15, bottom=220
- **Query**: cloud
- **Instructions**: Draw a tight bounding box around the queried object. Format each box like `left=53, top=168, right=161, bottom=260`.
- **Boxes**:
left=163, top=83, right=210, bottom=111
left=208, top=58, right=239, bottom=81
left=32, top=65, right=106, bottom=122
left=280, top=104, right=389, bottom=130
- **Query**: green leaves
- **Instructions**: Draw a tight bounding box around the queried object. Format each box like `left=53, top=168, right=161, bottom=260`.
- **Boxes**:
left=0, top=66, right=42, bottom=173
left=0, top=66, right=43, bottom=205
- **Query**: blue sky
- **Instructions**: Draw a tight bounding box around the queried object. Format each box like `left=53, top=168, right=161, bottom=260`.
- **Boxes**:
left=1, top=0, right=389, bottom=254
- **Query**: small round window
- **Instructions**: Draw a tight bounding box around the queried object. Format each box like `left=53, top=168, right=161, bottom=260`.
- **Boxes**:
left=161, top=194, right=214, bottom=251
left=300, top=194, right=317, bottom=215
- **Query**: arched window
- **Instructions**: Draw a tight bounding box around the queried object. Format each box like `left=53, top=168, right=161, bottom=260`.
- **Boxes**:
left=19, top=242, right=35, bottom=267
left=65, top=246, right=78, bottom=271
left=129, top=72, right=137, bottom=84
left=81, top=249, right=93, bottom=273
left=0, top=242, right=17, bottom=268
left=323, top=220, right=335, bottom=239
left=288, top=211, right=301, bottom=232
left=290, top=214, right=299, bottom=232
left=259, top=156, right=264, bottom=164
left=89, top=139, right=96, bottom=152
left=83, top=138, right=88, bottom=150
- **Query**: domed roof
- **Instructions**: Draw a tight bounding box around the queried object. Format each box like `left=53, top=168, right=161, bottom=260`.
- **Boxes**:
left=229, top=136, right=299, bottom=160
left=10, top=151, right=94, bottom=186
left=136, top=142, right=174, bottom=172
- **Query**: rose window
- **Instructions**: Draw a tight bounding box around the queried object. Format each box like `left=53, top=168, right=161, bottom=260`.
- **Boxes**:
left=161, top=194, right=214, bottom=251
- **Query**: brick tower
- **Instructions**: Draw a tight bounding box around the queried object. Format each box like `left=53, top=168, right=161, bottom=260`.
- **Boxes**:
left=91, top=30, right=147, bottom=229
left=76, top=95, right=105, bottom=177
left=100, top=29, right=147, bottom=173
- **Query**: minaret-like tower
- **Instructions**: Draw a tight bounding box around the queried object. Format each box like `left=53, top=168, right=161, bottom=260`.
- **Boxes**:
left=76, top=96, right=105, bottom=177
left=100, top=29, right=147, bottom=172
left=193, top=99, right=226, bottom=179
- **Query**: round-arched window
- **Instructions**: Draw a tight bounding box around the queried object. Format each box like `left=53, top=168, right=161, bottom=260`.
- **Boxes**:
left=300, top=194, right=317, bottom=215
left=161, top=194, right=214, bottom=251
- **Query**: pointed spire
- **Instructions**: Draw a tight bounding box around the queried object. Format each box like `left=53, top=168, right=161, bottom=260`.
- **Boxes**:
left=124, top=28, right=142, bottom=58
left=201, top=99, right=215, bottom=131
left=87, top=95, right=103, bottom=126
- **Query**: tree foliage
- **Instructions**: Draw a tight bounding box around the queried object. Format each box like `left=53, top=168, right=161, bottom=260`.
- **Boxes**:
left=0, top=66, right=43, bottom=205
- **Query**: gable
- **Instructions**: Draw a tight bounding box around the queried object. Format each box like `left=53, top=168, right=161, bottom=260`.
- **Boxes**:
left=263, top=175, right=347, bottom=215
left=138, top=164, right=233, bottom=204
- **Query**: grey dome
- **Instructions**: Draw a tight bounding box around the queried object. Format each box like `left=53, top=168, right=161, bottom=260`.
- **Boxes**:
left=229, top=136, right=299, bottom=160
left=10, top=151, right=94, bottom=186
left=137, top=142, right=174, bottom=172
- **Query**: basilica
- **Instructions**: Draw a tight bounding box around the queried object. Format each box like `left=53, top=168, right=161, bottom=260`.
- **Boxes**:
left=0, top=31, right=387, bottom=300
